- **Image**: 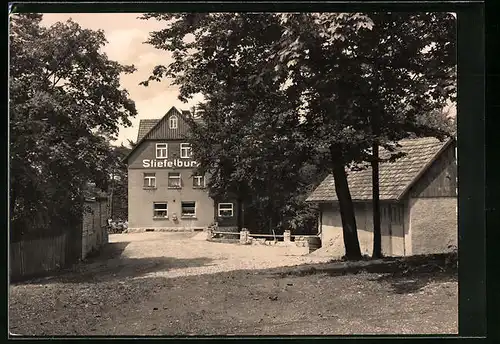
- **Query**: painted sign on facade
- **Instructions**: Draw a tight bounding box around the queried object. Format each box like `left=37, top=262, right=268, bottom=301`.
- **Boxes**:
left=142, top=159, right=200, bottom=168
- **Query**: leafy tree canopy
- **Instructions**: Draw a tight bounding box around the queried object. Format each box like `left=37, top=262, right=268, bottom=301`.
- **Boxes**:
left=141, top=13, right=456, bottom=254
left=10, top=13, right=137, bottom=235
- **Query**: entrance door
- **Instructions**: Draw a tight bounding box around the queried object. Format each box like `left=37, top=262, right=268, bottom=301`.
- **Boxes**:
left=380, top=204, right=393, bottom=256
left=390, top=204, right=405, bottom=256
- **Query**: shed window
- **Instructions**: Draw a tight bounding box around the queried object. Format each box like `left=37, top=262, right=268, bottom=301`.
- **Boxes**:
left=180, top=143, right=192, bottom=158
left=156, top=143, right=168, bottom=159
left=391, top=204, right=404, bottom=225
left=153, top=202, right=168, bottom=218
left=181, top=201, right=196, bottom=217
left=169, top=115, right=178, bottom=129
left=218, top=203, right=234, bottom=217
left=381, top=205, right=389, bottom=221
left=143, top=173, right=156, bottom=188
left=168, top=172, right=181, bottom=188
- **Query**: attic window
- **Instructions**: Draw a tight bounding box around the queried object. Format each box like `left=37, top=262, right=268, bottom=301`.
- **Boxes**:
left=169, top=115, right=178, bottom=129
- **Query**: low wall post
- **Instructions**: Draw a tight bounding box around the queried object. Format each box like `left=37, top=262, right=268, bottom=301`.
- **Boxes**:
left=284, top=230, right=291, bottom=244
left=240, top=228, right=249, bottom=245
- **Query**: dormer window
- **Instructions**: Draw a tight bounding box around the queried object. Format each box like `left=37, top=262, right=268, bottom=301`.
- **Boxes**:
left=169, top=115, right=178, bottom=129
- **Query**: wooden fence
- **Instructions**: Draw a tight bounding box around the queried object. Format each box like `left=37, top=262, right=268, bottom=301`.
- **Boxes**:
left=10, top=196, right=109, bottom=281
left=10, top=232, right=69, bottom=281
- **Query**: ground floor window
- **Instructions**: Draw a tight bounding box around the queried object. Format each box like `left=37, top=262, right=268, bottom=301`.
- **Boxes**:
left=143, top=172, right=156, bottom=188
left=153, top=202, right=168, bottom=218
left=218, top=203, right=234, bottom=217
left=181, top=201, right=196, bottom=218
left=168, top=172, right=181, bottom=188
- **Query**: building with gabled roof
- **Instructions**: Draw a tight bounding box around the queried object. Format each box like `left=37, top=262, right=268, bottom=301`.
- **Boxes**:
left=123, top=107, right=238, bottom=232
left=306, top=137, right=457, bottom=257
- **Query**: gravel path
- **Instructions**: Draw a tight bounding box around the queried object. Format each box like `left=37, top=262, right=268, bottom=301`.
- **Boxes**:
left=82, top=232, right=334, bottom=280
left=9, top=232, right=458, bottom=336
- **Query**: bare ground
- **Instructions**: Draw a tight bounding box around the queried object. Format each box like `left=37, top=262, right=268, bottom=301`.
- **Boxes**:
left=9, top=232, right=458, bottom=336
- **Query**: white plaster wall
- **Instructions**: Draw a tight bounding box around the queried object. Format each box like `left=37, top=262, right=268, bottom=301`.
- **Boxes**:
left=405, top=201, right=412, bottom=256
left=320, top=202, right=404, bottom=257
left=391, top=223, right=405, bottom=256
left=321, top=204, right=372, bottom=257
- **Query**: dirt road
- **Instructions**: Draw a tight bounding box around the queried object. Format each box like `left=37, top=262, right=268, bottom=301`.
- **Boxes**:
left=9, top=232, right=458, bottom=336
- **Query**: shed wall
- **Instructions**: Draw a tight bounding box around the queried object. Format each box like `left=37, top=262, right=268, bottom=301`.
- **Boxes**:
left=408, top=142, right=458, bottom=254
left=409, top=197, right=458, bottom=255
left=319, top=202, right=399, bottom=257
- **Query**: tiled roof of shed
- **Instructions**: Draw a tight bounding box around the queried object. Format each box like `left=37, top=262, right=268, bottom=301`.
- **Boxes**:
left=136, top=119, right=161, bottom=142
left=306, top=137, right=453, bottom=202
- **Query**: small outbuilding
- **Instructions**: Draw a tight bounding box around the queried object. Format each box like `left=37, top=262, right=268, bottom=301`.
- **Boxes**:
left=306, top=137, right=457, bottom=257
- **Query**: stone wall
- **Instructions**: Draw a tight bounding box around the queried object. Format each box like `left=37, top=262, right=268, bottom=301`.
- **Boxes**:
left=82, top=197, right=109, bottom=260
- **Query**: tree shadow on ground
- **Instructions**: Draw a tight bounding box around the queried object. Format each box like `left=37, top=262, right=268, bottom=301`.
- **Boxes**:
left=13, top=241, right=215, bottom=285
left=252, top=253, right=458, bottom=295
left=84, top=241, right=130, bottom=261
left=368, top=269, right=457, bottom=295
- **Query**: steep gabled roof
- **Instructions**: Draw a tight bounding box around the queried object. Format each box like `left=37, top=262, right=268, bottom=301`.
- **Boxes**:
left=123, top=107, right=194, bottom=164
left=136, top=119, right=160, bottom=142
left=306, top=137, right=454, bottom=203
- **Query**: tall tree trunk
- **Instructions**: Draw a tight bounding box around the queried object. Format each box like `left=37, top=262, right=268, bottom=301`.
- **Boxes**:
left=241, top=200, right=245, bottom=230
left=330, top=146, right=362, bottom=260
left=372, top=142, right=383, bottom=258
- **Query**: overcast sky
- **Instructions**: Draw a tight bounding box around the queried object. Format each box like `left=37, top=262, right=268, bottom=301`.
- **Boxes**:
left=40, top=13, right=456, bottom=146
left=41, top=13, right=203, bottom=146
